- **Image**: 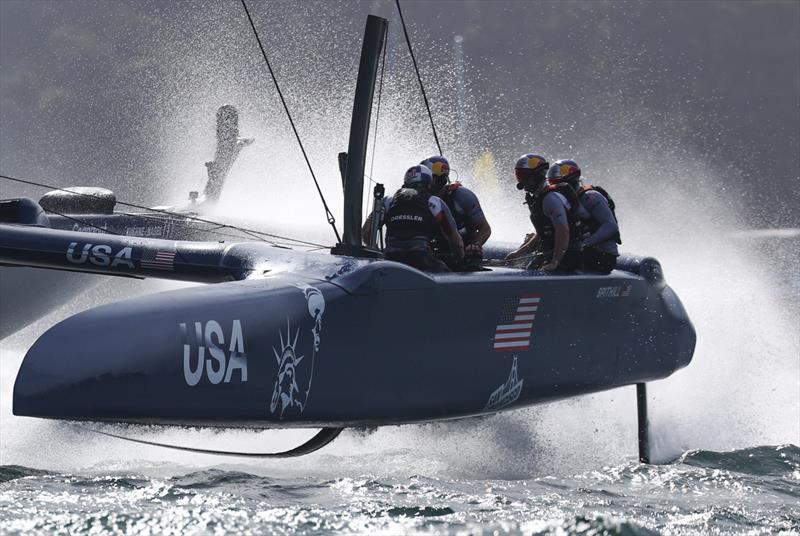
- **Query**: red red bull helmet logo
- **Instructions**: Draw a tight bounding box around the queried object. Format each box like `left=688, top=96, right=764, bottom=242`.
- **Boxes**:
left=515, top=154, right=548, bottom=172
left=546, top=159, right=580, bottom=183
left=432, top=161, right=448, bottom=176
left=421, top=156, right=450, bottom=177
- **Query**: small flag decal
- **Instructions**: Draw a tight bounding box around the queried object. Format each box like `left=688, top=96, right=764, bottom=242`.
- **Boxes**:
left=141, top=249, right=176, bottom=271
left=621, top=283, right=632, bottom=297
left=493, top=294, right=541, bottom=352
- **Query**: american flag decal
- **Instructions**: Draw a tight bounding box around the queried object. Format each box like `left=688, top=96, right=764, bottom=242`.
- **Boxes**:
left=493, top=294, right=541, bottom=352
left=621, top=283, right=632, bottom=297
left=140, top=249, right=176, bottom=271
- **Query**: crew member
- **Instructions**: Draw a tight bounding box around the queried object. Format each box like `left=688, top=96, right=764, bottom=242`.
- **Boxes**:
left=506, top=154, right=585, bottom=271
left=421, top=155, right=491, bottom=270
left=547, top=159, right=619, bottom=274
left=362, top=164, right=464, bottom=272
left=505, top=154, right=548, bottom=264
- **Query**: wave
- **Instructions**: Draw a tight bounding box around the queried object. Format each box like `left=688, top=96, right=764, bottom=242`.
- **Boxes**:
left=0, top=465, right=50, bottom=483
left=2, top=445, right=797, bottom=535
left=678, top=444, right=800, bottom=477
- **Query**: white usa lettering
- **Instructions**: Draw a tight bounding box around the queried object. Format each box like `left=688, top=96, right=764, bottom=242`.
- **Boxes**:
left=180, top=319, right=248, bottom=386
left=66, top=242, right=134, bottom=268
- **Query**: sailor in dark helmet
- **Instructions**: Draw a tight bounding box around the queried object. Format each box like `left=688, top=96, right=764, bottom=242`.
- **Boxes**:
left=547, top=159, right=619, bottom=274
left=506, top=154, right=586, bottom=271
left=362, top=164, right=464, bottom=272
left=421, top=155, right=492, bottom=271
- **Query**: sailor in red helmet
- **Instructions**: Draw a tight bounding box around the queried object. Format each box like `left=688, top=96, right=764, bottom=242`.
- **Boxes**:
left=507, top=154, right=587, bottom=271
left=362, top=164, right=464, bottom=272
left=421, top=155, right=491, bottom=270
left=547, top=159, right=620, bottom=274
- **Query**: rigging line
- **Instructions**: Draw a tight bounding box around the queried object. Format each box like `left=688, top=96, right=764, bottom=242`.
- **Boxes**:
left=43, top=209, right=122, bottom=236
left=42, top=207, right=299, bottom=263
left=366, top=25, right=389, bottom=223
left=0, top=174, right=330, bottom=249
left=60, top=209, right=224, bottom=243
left=239, top=0, right=341, bottom=243
left=233, top=226, right=290, bottom=246
left=151, top=220, right=309, bottom=248
left=50, top=209, right=275, bottom=245
left=42, top=209, right=196, bottom=269
left=395, top=0, right=443, bottom=156
left=101, top=215, right=280, bottom=245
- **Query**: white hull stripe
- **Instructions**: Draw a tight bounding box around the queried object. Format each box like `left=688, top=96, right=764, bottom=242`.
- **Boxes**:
left=514, top=314, right=536, bottom=321
left=516, top=306, right=538, bottom=312
left=495, top=331, right=532, bottom=340
left=519, top=297, right=541, bottom=304
left=496, top=323, right=533, bottom=331
left=493, top=341, right=530, bottom=349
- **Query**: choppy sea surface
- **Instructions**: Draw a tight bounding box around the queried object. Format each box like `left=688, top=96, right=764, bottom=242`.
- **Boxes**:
left=1, top=440, right=798, bottom=535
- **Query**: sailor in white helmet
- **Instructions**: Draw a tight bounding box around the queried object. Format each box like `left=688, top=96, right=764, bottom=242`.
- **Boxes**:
left=362, top=164, right=464, bottom=272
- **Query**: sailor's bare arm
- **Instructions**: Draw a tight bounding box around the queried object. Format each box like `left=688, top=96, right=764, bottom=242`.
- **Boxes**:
left=469, top=215, right=492, bottom=246
left=506, top=233, right=539, bottom=260
left=542, top=224, right=569, bottom=271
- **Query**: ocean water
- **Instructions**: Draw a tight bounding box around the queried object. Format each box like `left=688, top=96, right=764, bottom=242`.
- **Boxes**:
left=1, top=442, right=798, bottom=535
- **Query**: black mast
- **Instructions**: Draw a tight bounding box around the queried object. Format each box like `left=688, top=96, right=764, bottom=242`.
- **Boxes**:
left=332, top=15, right=388, bottom=258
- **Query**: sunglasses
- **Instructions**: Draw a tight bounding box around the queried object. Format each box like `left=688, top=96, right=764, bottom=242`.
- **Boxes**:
left=515, top=168, right=539, bottom=182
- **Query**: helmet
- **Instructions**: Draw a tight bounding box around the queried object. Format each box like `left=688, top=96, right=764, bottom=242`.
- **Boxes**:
left=546, top=159, right=581, bottom=186
left=514, top=154, right=549, bottom=189
left=403, top=164, right=433, bottom=188
left=421, top=155, right=450, bottom=178
left=421, top=155, right=450, bottom=192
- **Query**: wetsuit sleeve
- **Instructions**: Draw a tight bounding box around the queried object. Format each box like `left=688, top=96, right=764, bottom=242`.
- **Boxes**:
left=429, top=197, right=457, bottom=235
left=453, top=188, right=485, bottom=220
left=581, top=190, right=619, bottom=247
left=542, top=192, right=569, bottom=225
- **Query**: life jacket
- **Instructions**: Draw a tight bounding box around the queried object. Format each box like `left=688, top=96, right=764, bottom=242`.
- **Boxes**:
left=431, top=182, right=467, bottom=256
left=526, top=182, right=584, bottom=252
left=441, top=182, right=468, bottom=235
left=578, top=184, right=622, bottom=245
left=385, top=187, right=437, bottom=246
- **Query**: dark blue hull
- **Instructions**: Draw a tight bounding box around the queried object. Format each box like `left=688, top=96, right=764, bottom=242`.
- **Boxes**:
left=13, top=258, right=695, bottom=427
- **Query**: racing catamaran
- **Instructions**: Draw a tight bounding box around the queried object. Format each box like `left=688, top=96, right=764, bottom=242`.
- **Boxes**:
left=0, top=12, right=695, bottom=461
